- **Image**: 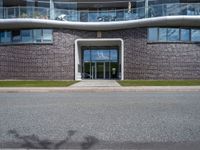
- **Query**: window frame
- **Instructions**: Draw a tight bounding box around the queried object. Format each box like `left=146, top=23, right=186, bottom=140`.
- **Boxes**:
left=147, top=27, right=200, bottom=43
left=0, top=29, right=53, bottom=45
left=191, top=29, right=200, bottom=42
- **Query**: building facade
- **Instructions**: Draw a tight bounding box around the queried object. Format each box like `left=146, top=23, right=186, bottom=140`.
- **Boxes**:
left=0, top=0, right=200, bottom=80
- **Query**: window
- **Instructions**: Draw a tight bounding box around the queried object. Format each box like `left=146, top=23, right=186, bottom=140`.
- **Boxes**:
left=148, top=27, right=200, bottom=43
left=148, top=28, right=158, bottom=41
left=191, top=29, right=200, bottom=42
left=0, top=31, right=11, bottom=43
left=110, top=49, right=118, bottom=62
left=12, top=30, right=21, bottom=42
left=43, top=29, right=53, bottom=42
left=83, top=50, right=91, bottom=62
left=33, top=29, right=42, bottom=43
left=21, top=30, right=33, bottom=43
left=180, top=29, right=190, bottom=41
left=0, top=29, right=53, bottom=44
left=91, top=50, right=110, bottom=61
left=167, top=28, right=179, bottom=41
left=159, top=28, right=167, bottom=41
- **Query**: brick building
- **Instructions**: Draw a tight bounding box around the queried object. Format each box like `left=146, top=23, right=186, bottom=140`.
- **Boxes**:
left=0, top=0, right=200, bottom=80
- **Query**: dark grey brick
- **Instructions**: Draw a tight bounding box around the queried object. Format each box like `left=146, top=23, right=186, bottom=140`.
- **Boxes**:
left=0, top=28, right=200, bottom=80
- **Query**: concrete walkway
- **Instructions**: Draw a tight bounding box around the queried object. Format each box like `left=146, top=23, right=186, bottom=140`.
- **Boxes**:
left=0, top=86, right=200, bottom=93
left=71, top=80, right=121, bottom=87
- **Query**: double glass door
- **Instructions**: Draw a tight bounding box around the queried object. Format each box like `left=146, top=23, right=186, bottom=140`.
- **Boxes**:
left=82, top=47, right=119, bottom=79
left=83, top=62, right=118, bottom=79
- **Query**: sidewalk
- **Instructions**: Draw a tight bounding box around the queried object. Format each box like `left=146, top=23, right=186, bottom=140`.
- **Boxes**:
left=0, top=86, right=200, bottom=93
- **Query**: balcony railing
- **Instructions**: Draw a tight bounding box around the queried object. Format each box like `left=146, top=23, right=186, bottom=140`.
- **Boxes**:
left=0, top=3, right=200, bottom=22
left=0, top=7, right=50, bottom=19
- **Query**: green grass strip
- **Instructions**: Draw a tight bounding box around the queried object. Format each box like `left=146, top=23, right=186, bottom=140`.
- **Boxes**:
left=0, top=81, right=78, bottom=87
left=117, top=80, right=200, bottom=86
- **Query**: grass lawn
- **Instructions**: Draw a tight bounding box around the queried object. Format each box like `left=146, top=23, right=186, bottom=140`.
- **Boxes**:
left=0, top=80, right=78, bottom=87
left=117, top=80, right=200, bottom=86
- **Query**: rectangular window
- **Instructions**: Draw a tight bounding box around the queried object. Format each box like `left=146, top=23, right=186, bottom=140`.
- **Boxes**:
left=0, top=29, right=53, bottom=44
left=148, top=28, right=158, bottom=41
left=12, top=30, right=21, bottom=42
left=167, top=28, right=179, bottom=41
left=180, top=29, right=190, bottom=41
left=110, top=49, right=118, bottom=62
left=33, top=29, right=42, bottom=43
left=91, top=50, right=110, bottom=61
left=21, top=30, right=33, bottom=43
left=191, top=29, right=200, bottom=42
left=0, top=31, right=11, bottom=43
left=148, top=27, right=200, bottom=43
left=159, top=28, right=167, bottom=41
left=43, top=29, right=53, bottom=42
left=83, top=50, right=91, bottom=62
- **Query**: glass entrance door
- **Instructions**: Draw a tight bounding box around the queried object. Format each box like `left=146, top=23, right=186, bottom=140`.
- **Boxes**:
left=82, top=47, right=120, bottom=80
left=96, top=62, right=104, bottom=79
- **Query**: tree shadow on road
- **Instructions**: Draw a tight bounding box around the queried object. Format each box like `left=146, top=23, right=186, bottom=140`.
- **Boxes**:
left=7, top=129, right=98, bottom=149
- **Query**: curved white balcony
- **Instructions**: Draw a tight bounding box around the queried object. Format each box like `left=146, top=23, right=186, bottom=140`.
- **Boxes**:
left=0, top=3, right=200, bottom=30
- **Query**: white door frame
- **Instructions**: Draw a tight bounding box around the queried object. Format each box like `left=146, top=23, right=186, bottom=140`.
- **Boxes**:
left=75, top=38, right=124, bottom=80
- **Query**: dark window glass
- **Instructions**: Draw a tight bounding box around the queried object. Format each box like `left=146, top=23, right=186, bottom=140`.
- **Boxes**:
left=167, top=28, right=179, bottom=41
left=159, top=28, right=167, bottom=41
left=148, top=28, right=158, bottom=41
left=191, top=29, right=200, bottom=42
left=12, top=30, right=21, bottom=42
left=0, top=31, right=11, bottom=43
left=21, top=30, right=33, bottom=43
left=180, top=29, right=190, bottom=41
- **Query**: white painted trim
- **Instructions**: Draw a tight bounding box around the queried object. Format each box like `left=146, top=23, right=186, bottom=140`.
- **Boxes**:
left=75, top=38, right=124, bottom=80
left=121, top=39, right=124, bottom=80
left=0, top=16, right=200, bottom=30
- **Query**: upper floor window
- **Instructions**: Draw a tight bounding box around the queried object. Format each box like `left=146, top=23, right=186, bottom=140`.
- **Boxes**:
left=159, top=28, right=167, bottom=41
left=0, top=29, right=53, bottom=45
left=191, top=29, right=200, bottom=42
left=43, top=29, right=53, bottom=42
left=21, top=30, right=33, bottom=43
left=148, top=27, right=200, bottom=42
left=0, top=31, right=11, bottom=43
left=12, top=30, right=21, bottom=42
left=148, top=28, right=158, bottom=42
left=180, top=29, right=190, bottom=41
left=167, top=28, right=179, bottom=41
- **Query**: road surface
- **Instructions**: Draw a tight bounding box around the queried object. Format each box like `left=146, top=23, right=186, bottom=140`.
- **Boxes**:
left=0, top=92, right=200, bottom=149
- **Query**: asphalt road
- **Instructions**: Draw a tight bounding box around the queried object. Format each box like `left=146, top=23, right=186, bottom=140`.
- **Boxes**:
left=0, top=92, right=200, bottom=149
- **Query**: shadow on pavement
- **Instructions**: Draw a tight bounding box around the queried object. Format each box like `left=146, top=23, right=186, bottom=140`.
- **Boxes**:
left=7, top=129, right=98, bottom=149
left=2, top=129, right=200, bottom=150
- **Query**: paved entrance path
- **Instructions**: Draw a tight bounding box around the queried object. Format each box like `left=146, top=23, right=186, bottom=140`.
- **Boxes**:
left=71, top=80, right=121, bottom=87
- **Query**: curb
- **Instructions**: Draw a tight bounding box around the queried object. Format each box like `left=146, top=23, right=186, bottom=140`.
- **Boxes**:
left=0, top=86, right=200, bottom=93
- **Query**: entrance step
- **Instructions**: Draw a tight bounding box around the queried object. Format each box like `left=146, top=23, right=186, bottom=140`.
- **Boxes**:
left=71, top=80, right=121, bottom=87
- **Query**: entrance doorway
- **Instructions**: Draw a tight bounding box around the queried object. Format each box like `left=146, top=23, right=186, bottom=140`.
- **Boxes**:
left=82, top=47, right=120, bottom=79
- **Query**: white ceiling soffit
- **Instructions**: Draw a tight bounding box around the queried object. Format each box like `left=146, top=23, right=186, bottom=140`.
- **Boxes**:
left=0, top=16, right=200, bottom=31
